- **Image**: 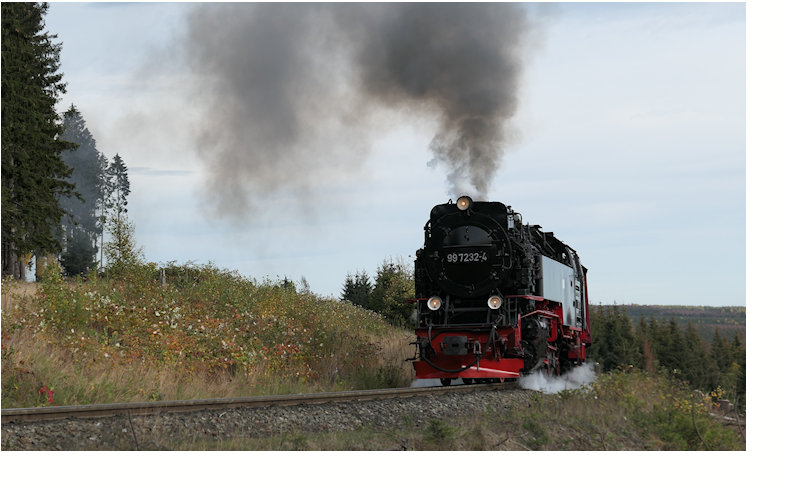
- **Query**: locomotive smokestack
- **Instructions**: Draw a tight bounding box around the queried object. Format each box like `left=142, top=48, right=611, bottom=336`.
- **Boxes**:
left=184, top=3, right=530, bottom=216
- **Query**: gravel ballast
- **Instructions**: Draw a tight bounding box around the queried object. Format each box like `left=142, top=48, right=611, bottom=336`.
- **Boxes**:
left=2, top=387, right=535, bottom=450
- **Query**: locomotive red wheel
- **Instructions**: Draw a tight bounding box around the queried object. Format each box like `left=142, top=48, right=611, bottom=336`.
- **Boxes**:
left=440, top=378, right=452, bottom=386
left=462, top=378, right=474, bottom=385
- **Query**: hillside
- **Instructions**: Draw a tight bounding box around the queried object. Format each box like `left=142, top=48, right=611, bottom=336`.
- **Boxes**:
left=1, top=264, right=413, bottom=409
left=602, top=304, right=746, bottom=345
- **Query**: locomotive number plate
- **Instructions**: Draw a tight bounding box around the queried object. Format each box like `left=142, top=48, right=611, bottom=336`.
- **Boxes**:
left=446, top=251, right=488, bottom=263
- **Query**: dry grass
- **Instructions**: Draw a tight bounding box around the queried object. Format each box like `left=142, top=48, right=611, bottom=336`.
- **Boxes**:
left=2, top=324, right=413, bottom=407
left=1, top=280, right=37, bottom=316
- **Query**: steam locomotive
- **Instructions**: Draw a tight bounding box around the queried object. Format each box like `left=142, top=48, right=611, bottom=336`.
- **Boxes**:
left=411, top=196, right=591, bottom=385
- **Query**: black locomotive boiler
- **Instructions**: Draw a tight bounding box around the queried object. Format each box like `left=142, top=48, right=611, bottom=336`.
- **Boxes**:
left=411, top=196, right=592, bottom=385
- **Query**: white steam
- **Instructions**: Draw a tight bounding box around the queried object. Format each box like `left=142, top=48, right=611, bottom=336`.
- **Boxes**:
left=519, top=363, right=597, bottom=394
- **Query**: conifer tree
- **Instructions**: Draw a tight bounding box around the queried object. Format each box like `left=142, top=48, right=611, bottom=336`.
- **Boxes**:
left=1, top=2, right=76, bottom=277
left=58, top=105, right=103, bottom=275
left=106, top=153, right=130, bottom=215
left=731, top=332, right=746, bottom=408
left=341, top=273, right=357, bottom=303
left=99, top=153, right=130, bottom=269
left=682, top=324, right=709, bottom=388
left=661, top=319, right=686, bottom=374
left=589, top=305, right=641, bottom=371
left=341, top=270, right=372, bottom=309
left=710, top=328, right=732, bottom=379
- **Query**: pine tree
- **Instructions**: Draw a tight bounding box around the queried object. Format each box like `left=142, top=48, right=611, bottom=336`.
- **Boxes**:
left=2, top=2, right=76, bottom=277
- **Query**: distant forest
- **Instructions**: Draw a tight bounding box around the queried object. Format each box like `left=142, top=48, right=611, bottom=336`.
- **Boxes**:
left=586, top=304, right=746, bottom=411
left=594, top=304, right=746, bottom=346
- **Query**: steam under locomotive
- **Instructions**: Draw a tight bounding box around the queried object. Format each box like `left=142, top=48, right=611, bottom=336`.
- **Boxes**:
left=411, top=196, right=591, bottom=385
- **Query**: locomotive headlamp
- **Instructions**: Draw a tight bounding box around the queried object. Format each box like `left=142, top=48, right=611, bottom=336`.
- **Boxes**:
left=456, top=196, right=472, bottom=211
left=427, top=296, right=443, bottom=311
left=487, top=295, right=503, bottom=310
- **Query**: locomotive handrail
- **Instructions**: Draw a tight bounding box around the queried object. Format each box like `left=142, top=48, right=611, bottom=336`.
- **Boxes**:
left=426, top=324, right=513, bottom=330
left=505, top=294, right=544, bottom=301
left=520, top=309, right=561, bottom=320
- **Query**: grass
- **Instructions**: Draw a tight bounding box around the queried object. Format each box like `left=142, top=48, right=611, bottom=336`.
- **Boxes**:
left=1, top=263, right=414, bottom=408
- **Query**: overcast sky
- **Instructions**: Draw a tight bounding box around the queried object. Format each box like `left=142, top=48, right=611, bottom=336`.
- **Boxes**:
left=40, top=1, right=752, bottom=306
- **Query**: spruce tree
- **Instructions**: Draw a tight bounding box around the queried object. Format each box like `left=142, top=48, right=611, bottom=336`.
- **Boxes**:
left=342, top=270, right=372, bottom=309
left=60, top=227, right=96, bottom=276
left=1, top=2, right=76, bottom=277
left=106, top=153, right=130, bottom=215
left=731, top=332, right=746, bottom=409
left=341, top=273, right=357, bottom=302
left=58, top=105, right=103, bottom=274
left=682, top=324, right=709, bottom=388
left=661, top=319, right=686, bottom=374
left=99, top=153, right=130, bottom=270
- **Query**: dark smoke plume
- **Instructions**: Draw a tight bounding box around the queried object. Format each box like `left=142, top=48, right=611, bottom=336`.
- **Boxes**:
left=184, top=3, right=529, bottom=217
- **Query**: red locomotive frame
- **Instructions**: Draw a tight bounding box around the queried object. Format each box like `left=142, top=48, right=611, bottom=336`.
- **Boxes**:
left=412, top=293, right=591, bottom=383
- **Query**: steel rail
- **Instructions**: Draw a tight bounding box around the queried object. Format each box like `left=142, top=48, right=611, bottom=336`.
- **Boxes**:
left=2, top=382, right=515, bottom=423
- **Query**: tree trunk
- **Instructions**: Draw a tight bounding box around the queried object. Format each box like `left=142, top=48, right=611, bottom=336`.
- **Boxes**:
left=1, top=245, right=24, bottom=279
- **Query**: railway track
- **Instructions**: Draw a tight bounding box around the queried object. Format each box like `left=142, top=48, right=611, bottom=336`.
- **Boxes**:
left=2, top=382, right=744, bottom=450
left=1, top=382, right=514, bottom=424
